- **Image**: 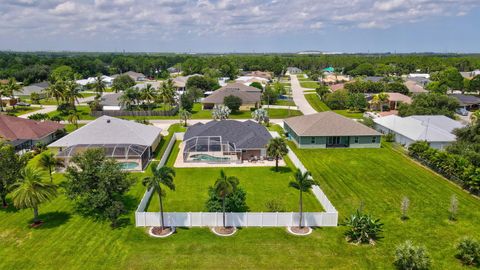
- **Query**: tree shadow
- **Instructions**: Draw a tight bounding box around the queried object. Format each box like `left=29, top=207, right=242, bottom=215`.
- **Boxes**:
left=30, top=211, right=71, bottom=229
left=269, top=166, right=293, bottom=174
left=111, top=217, right=131, bottom=229
left=123, top=194, right=140, bottom=212
left=0, top=199, right=19, bottom=213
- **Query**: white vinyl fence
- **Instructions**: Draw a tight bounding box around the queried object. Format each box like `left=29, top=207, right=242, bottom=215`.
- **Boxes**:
left=136, top=131, right=338, bottom=227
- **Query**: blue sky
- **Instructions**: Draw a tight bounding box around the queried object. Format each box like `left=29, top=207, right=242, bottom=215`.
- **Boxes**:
left=1, top=0, right=479, bottom=53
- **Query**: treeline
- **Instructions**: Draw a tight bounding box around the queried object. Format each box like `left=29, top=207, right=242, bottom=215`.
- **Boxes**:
left=2, top=52, right=480, bottom=85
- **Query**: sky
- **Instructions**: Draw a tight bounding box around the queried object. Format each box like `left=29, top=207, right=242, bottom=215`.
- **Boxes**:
left=0, top=0, right=479, bottom=53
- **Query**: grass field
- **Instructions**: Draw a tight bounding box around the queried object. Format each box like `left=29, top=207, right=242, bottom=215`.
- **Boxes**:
left=1, top=138, right=479, bottom=268
left=275, top=99, right=296, bottom=106
left=299, top=81, right=319, bottom=89
left=333, top=110, right=364, bottom=119
left=4, top=106, right=42, bottom=116
left=304, top=93, right=330, bottom=112
left=46, top=106, right=95, bottom=120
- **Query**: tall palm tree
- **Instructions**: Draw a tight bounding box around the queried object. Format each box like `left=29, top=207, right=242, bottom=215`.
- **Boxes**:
left=289, top=169, right=315, bottom=228
left=178, top=109, right=191, bottom=127
left=159, top=79, right=175, bottom=112
left=140, top=83, right=157, bottom=111
left=142, top=166, right=176, bottom=229
left=214, top=170, right=239, bottom=228
left=119, top=87, right=138, bottom=110
left=266, top=137, right=289, bottom=172
left=38, top=152, right=63, bottom=182
left=63, top=80, right=83, bottom=108
left=93, top=75, right=106, bottom=99
left=11, top=167, right=58, bottom=224
left=0, top=83, right=7, bottom=112
left=5, top=78, right=22, bottom=110
left=43, top=81, right=64, bottom=105
left=67, top=110, right=81, bottom=129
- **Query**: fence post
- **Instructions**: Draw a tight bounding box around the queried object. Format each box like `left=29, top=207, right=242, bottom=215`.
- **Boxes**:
left=144, top=212, right=146, bottom=227
left=261, top=212, right=263, bottom=228
left=276, top=212, right=278, bottom=226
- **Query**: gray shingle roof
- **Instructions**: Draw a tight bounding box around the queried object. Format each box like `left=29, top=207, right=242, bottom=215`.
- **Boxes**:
left=448, top=94, right=480, bottom=106
left=184, top=120, right=272, bottom=149
left=100, top=93, right=123, bottom=106
left=202, top=83, right=261, bottom=104
left=284, top=111, right=380, bottom=136
left=19, top=81, right=49, bottom=95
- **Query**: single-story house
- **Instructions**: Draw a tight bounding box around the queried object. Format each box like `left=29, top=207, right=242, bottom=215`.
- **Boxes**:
left=0, top=115, right=64, bottom=152
left=99, top=93, right=123, bottom=111
left=183, top=120, right=272, bottom=163
left=243, top=71, right=272, bottom=80
left=18, top=81, right=49, bottom=97
left=408, top=73, right=430, bottom=79
left=404, top=80, right=428, bottom=94
left=235, top=76, right=269, bottom=86
left=321, top=74, right=351, bottom=84
left=112, top=71, right=146, bottom=82
left=284, top=112, right=381, bottom=148
left=448, top=94, right=480, bottom=111
left=368, top=92, right=412, bottom=110
left=76, top=75, right=113, bottom=88
left=201, top=83, right=261, bottom=110
left=48, top=116, right=162, bottom=170
left=286, top=67, right=302, bottom=75
left=134, top=81, right=161, bottom=90
left=460, top=70, right=480, bottom=79
left=173, top=74, right=203, bottom=92
left=373, top=115, right=464, bottom=149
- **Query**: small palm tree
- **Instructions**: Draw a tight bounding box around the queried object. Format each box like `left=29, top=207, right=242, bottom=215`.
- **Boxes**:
left=266, top=137, right=288, bottom=172
left=214, top=170, right=239, bottom=228
left=38, top=152, right=63, bottom=182
left=141, top=83, right=157, bottom=111
left=43, top=81, right=64, bottom=105
left=179, top=109, right=192, bottom=127
left=67, top=110, right=81, bottom=129
left=5, top=78, right=22, bottom=110
left=11, top=167, right=58, bottom=224
left=93, top=75, right=106, bottom=99
left=142, top=166, right=176, bottom=229
left=63, top=80, right=83, bottom=108
left=159, top=79, right=176, bottom=112
left=289, top=169, right=315, bottom=228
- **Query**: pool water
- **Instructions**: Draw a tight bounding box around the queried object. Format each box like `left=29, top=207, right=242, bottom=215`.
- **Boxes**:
left=118, top=161, right=140, bottom=170
left=190, top=154, right=230, bottom=162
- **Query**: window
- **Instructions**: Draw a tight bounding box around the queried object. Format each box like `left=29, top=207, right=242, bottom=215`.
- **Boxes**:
left=372, top=136, right=377, bottom=143
left=311, top=137, right=316, bottom=144
left=354, top=137, right=359, bottom=143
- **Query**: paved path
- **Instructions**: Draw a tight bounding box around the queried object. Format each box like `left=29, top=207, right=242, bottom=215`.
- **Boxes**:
left=261, top=105, right=299, bottom=110
left=19, top=105, right=57, bottom=119
left=289, top=75, right=317, bottom=115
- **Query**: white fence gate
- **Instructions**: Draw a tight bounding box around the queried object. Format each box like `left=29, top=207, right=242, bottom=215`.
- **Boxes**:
left=135, top=132, right=338, bottom=227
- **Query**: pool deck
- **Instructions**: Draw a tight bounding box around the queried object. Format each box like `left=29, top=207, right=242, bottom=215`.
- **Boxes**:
left=174, top=143, right=286, bottom=168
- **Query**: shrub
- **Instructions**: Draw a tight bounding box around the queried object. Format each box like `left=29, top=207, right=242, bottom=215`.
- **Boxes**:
left=394, top=241, right=431, bottom=270
left=28, top=113, right=50, bottom=121
left=384, top=133, right=396, bottom=142
left=265, top=199, right=286, bottom=212
left=224, top=95, right=242, bottom=112
left=57, top=103, right=76, bottom=114
left=343, top=210, right=383, bottom=244
left=456, top=237, right=480, bottom=266
left=205, top=187, right=249, bottom=212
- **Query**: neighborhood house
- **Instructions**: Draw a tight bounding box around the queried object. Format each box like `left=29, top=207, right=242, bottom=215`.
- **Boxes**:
left=201, top=83, right=261, bottom=110
left=284, top=112, right=381, bottom=148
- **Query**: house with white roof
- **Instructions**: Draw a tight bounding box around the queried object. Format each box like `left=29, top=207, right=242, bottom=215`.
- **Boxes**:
left=373, top=115, right=464, bottom=149
left=76, top=75, right=114, bottom=87
left=48, top=116, right=162, bottom=170
left=235, top=76, right=269, bottom=86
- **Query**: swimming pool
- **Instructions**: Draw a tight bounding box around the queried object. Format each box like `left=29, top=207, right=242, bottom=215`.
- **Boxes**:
left=190, top=154, right=230, bottom=162
left=118, top=161, right=140, bottom=170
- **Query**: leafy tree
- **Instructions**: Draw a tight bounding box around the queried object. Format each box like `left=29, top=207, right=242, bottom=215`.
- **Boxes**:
left=38, top=152, right=63, bottom=182
left=180, top=93, right=194, bottom=111
left=11, top=167, right=57, bottom=224
left=266, top=137, right=288, bottom=172
left=213, top=170, right=239, bottom=228
left=394, top=241, right=431, bottom=270
left=343, top=210, right=383, bottom=244
left=262, top=84, right=278, bottom=105
left=186, top=75, right=218, bottom=92
left=178, top=109, right=191, bottom=127
left=430, top=67, right=464, bottom=92
left=112, top=74, right=135, bottom=92
left=289, top=169, right=315, bottom=228
left=425, top=81, right=448, bottom=95
left=316, top=85, right=330, bottom=100
left=206, top=186, right=248, bottom=212
left=224, top=95, right=242, bottom=112
left=347, top=92, right=368, bottom=111
left=30, top=92, right=41, bottom=104
left=139, top=83, right=157, bottom=111
left=0, top=142, right=27, bottom=207
left=273, top=82, right=286, bottom=95
left=371, top=92, right=390, bottom=111
left=398, top=94, right=459, bottom=119
left=385, top=82, right=409, bottom=95
left=324, top=89, right=349, bottom=110
left=0, top=83, right=7, bottom=112
left=249, top=82, right=263, bottom=90
left=28, top=113, right=50, bottom=121
left=186, top=87, right=204, bottom=102
left=50, top=65, right=74, bottom=83
left=212, top=104, right=231, bottom=120
left=64, top=148, right=132, bottom=227
left=4, top=78, right=22, bottom=109
left=456, top=237, right=480, bottom=266
left=62, top=80, right=83, bottom=108
left=468, top=75, right=480, bottom=93
left=142, top=166, right=176, bottom=229
left=348, top=63, right=375, bottom=76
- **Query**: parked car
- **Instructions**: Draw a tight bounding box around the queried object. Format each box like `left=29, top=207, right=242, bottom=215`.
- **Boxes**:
left=456, top=108, right=468, bottom=116
left=16, top=102, right=31, bottom=107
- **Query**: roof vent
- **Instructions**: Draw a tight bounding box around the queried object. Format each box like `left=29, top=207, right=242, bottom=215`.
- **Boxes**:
left=107, top=119, right=111, bottom=123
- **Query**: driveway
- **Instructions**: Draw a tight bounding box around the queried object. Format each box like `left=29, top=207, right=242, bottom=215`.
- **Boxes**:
left=289, top=75, right=317, bottom=115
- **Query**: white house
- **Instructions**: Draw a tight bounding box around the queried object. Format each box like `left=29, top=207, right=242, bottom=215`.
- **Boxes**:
left=408, top=73, right=430, bottom=79
left=235, top=76, right=269, bottom=86
left=373, top=115, right=464, bottom=149
left=76, top=75, right=113, bottom=87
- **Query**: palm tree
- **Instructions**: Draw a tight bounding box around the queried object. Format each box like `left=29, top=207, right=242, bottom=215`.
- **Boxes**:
left=43, top=81, right=64, bottom=105
left=266, top=137, right=289, bottom=172
left=289, top=169, right=315, bottom=228
left=159, top=79, right=176, bottom=112
left=119, top=87, right=138, bottom=110
left=142, top=166, right=176, bottom=229
left=372, top=92, right=390, bottom=111
left=0, top=83, right=7, bottom=112
left=178, top=109, right=191, bottom=127
left=93, top=75, right=106, bottom=99
left=67, top=110, right=81, bottom=129
left=11, top=167, right=58, bottom=224
left=5, top=78, right=22, bottom=110
left=63, top=80, right=83, bottom=108
left=38, top=152, right=63, bottom=182
left=214, top=170, right=239, bottom=228
left=140, top=83, right=157, bottom=111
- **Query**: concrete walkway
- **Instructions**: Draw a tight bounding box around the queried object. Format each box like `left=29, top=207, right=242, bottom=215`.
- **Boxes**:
left=261, top=105, right=299, bottom=110
left=289, top=75, right=317, bottom=115
left=19, top=105, right=57, bottom=119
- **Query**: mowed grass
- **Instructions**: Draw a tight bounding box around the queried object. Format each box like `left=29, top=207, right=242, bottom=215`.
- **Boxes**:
left=299, top=81, right=319, bottom=89
left=291, top=142, right=480, bottom=269
left=46, top=105, right=95, bottom=120
left=5, top=106, right=42, bottom=116
left=304, top=93, right=330, bottom=112
left=333, top=109, right=364, bottom=119
left=145, top=141, right=322, bottom=212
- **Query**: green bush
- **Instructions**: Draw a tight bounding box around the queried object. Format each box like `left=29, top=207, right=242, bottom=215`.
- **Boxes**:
left=205, top=187, right=249, bottom=212
left=384, top=133, right=395, bottom=142
left=456, top=237, right=480, bottom=266
left=394, top=241, right=431, bottom=270
left=343, top=210, right=383, bottom=244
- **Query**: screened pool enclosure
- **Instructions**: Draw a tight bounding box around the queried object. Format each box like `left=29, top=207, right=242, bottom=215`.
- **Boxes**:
left=57, top=144, right=150, bottom=170
left=183, top=136, right=241, bottom=163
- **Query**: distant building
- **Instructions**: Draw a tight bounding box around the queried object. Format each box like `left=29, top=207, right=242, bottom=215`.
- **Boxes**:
left=243, top=71, right=272, bottom=80
left=448, top=94, right=480, bottom=111
left=19, top=81, right=49, bottom=97
left=112, top=71, right=146, bottom=82
left=173, top=74, right=203, bottom=92
left=373, top=115, right=464, bottom=149
left=460, top=70, right=480, bottom=79
left=404, top=80, right=428, bottom=95
left=364, top=76, right=384, bottom=83
left=76, top=75, right=113, bottom=87
left=201, top=83, right=261, bottom=110
left=408, top=73, right=430, bottom=79
left=99, top=93, right=123, bottom=111
left=286, top=67, right=302, bottom=75
left=235, top=76, right=269, bottom=86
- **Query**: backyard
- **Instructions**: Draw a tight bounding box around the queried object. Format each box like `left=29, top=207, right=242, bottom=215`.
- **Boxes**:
left=304, top=93, right=363, bottom=118
left=1, top=138, right=479, bottom=269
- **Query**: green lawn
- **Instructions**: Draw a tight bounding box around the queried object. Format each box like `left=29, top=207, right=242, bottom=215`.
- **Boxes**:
left=152, top=123, right=187, bottom=160
left=304, top=94, right=330, bottom=112
left=5, top=106, right=42, bottom=116
left=333, top=110, right=363, bottom=119
left=299, top=81, right=319, bottom=89
left=46, top=106, right=95, bottom=120
left=146, top=141, right=322, bottom=212
left=275, top=99, right=296, bottom=106
left=64, top=123, right=85, bottom=133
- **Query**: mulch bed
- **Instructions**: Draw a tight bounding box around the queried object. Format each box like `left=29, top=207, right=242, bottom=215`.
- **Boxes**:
left=151, top=226, right=173, bottom=236
left=212, top=226, right=236, bottom=235
left=30, top=221, right=44, bottom=228
left=290, top=226, right=310, bottom=234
